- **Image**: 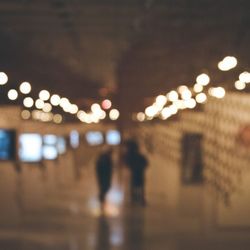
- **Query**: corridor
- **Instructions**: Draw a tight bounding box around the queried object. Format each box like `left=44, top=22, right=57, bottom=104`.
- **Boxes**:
left=0, top=145, right=250, bottom=250
left=0, top=1, right=250, bottom=249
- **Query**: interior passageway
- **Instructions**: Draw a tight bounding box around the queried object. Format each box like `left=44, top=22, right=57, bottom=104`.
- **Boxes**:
left=0, top=114, right=250, bottom=250
left=1, top=1, right=250, bottom=249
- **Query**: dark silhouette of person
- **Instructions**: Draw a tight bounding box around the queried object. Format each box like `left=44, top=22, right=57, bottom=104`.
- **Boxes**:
left=96, top=216, right=111, bottom=250
left=123, top=140, right=148, bottom=205
left=96, top=147, right=113, bottom=211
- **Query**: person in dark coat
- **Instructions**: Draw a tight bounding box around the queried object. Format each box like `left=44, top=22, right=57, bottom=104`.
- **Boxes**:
left=96, top=148, right=113, bottom=210
left=123, top=140, right=148, bottom=205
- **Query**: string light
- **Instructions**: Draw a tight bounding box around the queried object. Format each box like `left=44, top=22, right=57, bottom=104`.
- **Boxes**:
left=39, top=90, right=50, bottom=101
left=193, top=83, right=203, bottom=93
left=137, top=112, right=145, bottom=122
left=167, top=90, right=178, bottom=102
left=235, top=80, right=246, bottom=90
left=196, top=73, right=210, bottom=86
left=0, top=72, right=8, bottom=85
left=23, top=97, right=34, bottom=108
left=196, top=93, right=207, bottom=103
left=218, top=56, right=237, bottom=71
left=209, top=87, right=226, bottom=99
left=43, top=103, right=52, bottom=113
left=35, top=99, right=45, bottom=109
left=239, top=71, right=250, bottom=83
left=8, top=89, right=18, bottom=100
left=109, top=109, right=120, bottom=120
left=19, top=82, right=31, bottom=94
left=102, top=99, right=112, bottom=110
left=50, top=94, right=61, bottom=106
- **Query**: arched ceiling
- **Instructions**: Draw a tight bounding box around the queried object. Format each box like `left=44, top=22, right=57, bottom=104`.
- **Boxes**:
left=0, top=0, right=249, bottom=122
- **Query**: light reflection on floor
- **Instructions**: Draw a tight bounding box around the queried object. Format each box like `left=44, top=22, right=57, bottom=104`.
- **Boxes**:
left=88, top=186, right=123, bottom=218
left=0, top=168, right=250, bottom=249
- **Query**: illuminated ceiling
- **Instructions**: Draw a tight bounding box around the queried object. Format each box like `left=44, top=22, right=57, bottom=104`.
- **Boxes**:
left=0, top=0, right=249, bottom=121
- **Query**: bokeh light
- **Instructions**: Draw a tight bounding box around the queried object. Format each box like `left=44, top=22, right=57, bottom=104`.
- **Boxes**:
left=0, top=72, right=8, bottom=85
left=23, top=97, right=34, bottom=108
left=39, top=90, right=50, bottom=101
left=137, top=112, right=145, bottom=122
left=239, top=71, right=250, bottom=83
left=195, top=93, right=207, bottom=103
left=43, top=103, right=52, bottom=113
left=209, top=87, right=226, bottom=99
left=167, top=90, right=178, bottom=102
left=155, top=95, right=167, bottom=107
left=109, top=109, right=120, bottom=120
left=21, top=110, right=31, bottom=120
left=193, top=83, right=204, bottom=93
left=7, top=89, right=18, bottom=100
left=53, top=114, right=63, bottom=124
left=181, top=89, right=192, bottom=100
left=50, top=94, right=61, bottom=106
left=218, top=56, right=237, bottom=71
left=235, top=80, right=246, bottom=90
left=196, top=73, right=210, bottom=86
left=19, top=82, right=31, bottom=94
left=102, top=99, right=112, bottom=110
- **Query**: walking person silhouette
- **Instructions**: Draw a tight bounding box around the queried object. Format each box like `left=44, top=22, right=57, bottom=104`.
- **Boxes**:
left=123, top=140, right=148, bottom=205
left=96, top=147, right=113, bottom=212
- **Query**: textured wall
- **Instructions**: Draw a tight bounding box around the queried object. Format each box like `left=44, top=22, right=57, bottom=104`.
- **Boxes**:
left=134, top=92, right=250, bottom=228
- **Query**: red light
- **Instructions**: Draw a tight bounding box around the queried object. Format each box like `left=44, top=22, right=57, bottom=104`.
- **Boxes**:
left=102, top=99, right=112, bottom=110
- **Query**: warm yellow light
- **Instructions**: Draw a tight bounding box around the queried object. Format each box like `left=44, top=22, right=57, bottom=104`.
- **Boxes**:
left=109, top=109, right=120, bottom=120
left=43, top=103, right=52, bottom=113
left=50, top=94, right=61, bottom=106
left=169, top=105, right=178, bottom=115
left=99, top=110, right=106, bottom=120
left=193, top=83, right=203, bottom=93
left=21, top=110, right=31, bottom=120
left=239, top=71, right=250, bottom=83
left=8, top=89, right=18, bottom=100
left=155, top=95, right=167, bottom=107
left=209, top=87, right=226, bottom=99
left=218, top=56, right=237, bottom=71
left=184, top=98, right=196, bottom=109
left=91, top=103, right=101, bottom=113
left=77, top=110, right=86, bottom=119
left=83, top=114, right=93, bottom=124
left=23, top=97, right=34, bottom=108
left=145, top=106, right=158, bottom=117
left=173, top=100, right=186, bottom=110
left=0, top=72, right=8, bottom=85
left=161, top=107, right=172, bottom=119
left=167, top=90, right=178, bottom=102
left=181, top=89, right=192, bottom=100
left=195, top=93, right=207, bottom=103
left=60, top=98, right=71, bottom=112
left=137, top=112, right=145, bottom=122
left=53, top=114, right=63, bottom=124
left=178, top=85, right=188, bottom=94
left=235, top=80, right=246, bottom=90
left=19, top=82, right=31, bottom=94
left=40, top=112, right=53, bottom=122
left=196, top=73, right=210, bottom=86
left=35, top=99, right=44, bottom=109
left=90, top=113, right=100, bottom=123
left=32, top=110, right=41, bottom=120
left=63, top=104, right=71, bottom=113
left=70, top=104, right=78, bottom=114
left=39, top=90, right=50, bottom=101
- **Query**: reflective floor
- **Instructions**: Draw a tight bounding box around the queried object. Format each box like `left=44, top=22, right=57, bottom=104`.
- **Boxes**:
left=0, top=160, right=250, bottom=250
